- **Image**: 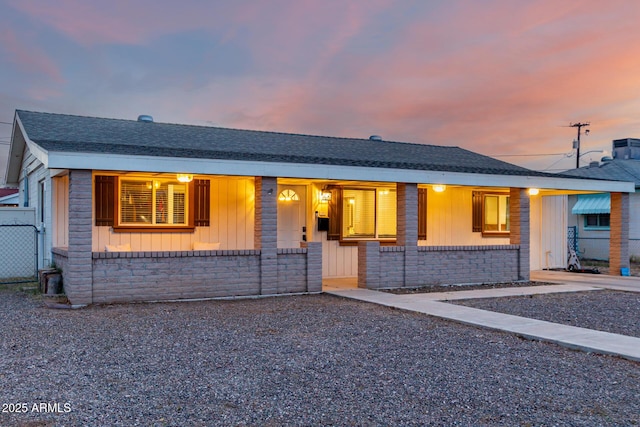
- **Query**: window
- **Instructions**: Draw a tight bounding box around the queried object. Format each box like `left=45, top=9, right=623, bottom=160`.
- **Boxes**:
left=120, top=179, right=186, bottom=225
left=472, top=191, right=510, bottom=236
left=584, top=214, right=610, bottom=229
left=95, top=175, right=210, bottom=232
left=340, top=187, right=396, bottom=241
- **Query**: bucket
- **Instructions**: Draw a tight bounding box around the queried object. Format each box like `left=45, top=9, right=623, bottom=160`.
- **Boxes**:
left=621, top=267, right=630, bottom=276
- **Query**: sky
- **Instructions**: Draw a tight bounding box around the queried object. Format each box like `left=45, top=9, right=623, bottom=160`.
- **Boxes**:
left=2, top=0, right=640, bottom=184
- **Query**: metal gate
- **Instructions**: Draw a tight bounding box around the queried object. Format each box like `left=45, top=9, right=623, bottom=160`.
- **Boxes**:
left=0, top=224, right=39, bottom=284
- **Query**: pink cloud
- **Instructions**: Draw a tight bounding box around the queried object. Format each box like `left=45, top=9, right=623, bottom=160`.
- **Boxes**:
left=0, top=27, right=64, bottom=84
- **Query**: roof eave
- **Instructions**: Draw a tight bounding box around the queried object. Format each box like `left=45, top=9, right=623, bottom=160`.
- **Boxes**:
left=44, top=151, right=636, bottom=193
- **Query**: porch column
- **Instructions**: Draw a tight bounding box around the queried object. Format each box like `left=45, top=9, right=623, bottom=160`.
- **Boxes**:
left=609, top=192, right=630, bottom=275
left=66, top=170, right=93, bottom=305
left=255, top=176, right=278, bottom=294
left=358, top=241, right=380, bottom=289
left=397, top=183, right=418, bottom=287
left=510, top=187, right=530, bottom=281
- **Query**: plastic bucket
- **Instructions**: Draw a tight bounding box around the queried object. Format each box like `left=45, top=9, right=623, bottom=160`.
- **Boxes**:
left=621, top=267, right=630, bottom=276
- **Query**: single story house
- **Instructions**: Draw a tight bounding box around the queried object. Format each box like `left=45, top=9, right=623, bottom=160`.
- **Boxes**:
left=3, top=110, right=634, bottom=306
left=562, top=138, right=640, bottom=260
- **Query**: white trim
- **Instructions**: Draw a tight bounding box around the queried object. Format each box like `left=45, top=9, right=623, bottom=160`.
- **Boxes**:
left=44, top=151, right=635, bottom=193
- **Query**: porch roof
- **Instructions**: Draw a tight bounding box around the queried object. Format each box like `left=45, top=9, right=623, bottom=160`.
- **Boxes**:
left=6, top=110, right=635, bottom=193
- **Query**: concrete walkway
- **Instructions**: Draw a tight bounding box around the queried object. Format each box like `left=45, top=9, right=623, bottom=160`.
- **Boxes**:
left=326, top=271, right=640, bottom=362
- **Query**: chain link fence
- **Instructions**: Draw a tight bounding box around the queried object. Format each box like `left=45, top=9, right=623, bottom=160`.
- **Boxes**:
left=0, top=224, right=38, bottom=284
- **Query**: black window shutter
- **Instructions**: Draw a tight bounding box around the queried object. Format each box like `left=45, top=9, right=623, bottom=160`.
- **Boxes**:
left=327, top=186, right=342, bottom=241
left=194, top=179, right=210, bottom=226
left=472, top=191, right=482, bottom=232
left=418, top=188, right=427, bottom=240
left=95, top=175, right=116, bottom=226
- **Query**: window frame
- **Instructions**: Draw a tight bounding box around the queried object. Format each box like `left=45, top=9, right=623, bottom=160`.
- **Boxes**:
left=474, top=191, right=511, bottom=237
left=583, top=213, right=610, bottom=230
left=117, top=178, right=191, bottom=229
left=331, top=186, right=398, bottom=244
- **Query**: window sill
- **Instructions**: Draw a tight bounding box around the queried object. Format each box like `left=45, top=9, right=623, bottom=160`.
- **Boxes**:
left=339, top=239, right=397, bottom=246
left=112, top=226, right=196, bottom=233
left=481, top=232, right=511, bottom=238
left=583, top=227, right=610, bottom=231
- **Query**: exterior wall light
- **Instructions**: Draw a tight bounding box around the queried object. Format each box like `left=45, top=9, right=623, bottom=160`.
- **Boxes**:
left=433, top=184, right=446, bottom=193
left=176, top=174, right=193, bottom=183
left=528, top=188, right=540, bottom=196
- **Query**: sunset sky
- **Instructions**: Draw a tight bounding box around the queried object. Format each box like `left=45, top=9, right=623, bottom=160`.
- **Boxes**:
left=2, top=0, right=640, bottom=182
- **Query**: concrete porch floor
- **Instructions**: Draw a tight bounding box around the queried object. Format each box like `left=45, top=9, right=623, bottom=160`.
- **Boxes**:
left=324, top=270, right=640, bottom=362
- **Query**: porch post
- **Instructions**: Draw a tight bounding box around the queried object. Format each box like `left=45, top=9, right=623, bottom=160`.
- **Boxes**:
left=609, top=192, right=630, bottom=275
left=255, top=176, right=278, bottom=294
left=397, top=183, right=418, bottom=287
left=65, top=170, right=93, bottom=305
left=510, top=187, right=530, bottom=281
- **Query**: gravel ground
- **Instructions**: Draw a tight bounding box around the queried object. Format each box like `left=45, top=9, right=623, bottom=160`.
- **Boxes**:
left=453, top=289, right=640, bottom=338
left=382, top=281, right=558, bottom=294
left=1, top=286, right=640, bottom=426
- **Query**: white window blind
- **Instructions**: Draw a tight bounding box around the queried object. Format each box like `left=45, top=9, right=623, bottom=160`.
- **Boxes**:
left=120, top=180, right=187, bottom=226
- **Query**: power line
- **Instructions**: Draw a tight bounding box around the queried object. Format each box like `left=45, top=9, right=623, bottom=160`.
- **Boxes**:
left=0, top=121, right=12, bottom=125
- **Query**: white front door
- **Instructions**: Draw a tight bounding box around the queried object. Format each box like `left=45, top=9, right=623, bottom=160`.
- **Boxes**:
left=277, top=185, right=306, bottom=248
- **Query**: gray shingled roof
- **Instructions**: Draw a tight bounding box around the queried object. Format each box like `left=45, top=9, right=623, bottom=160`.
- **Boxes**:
left=561, top=160, right=640, bottom=187
left=15, top=110, right=571, bottom=178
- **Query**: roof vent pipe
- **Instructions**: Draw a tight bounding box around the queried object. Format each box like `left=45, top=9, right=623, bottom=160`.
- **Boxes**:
left=589, top=161, right=599, bottom=168
left=137, top=115, right=154, bottom=123
left=369, top=135, right=382, bottom=141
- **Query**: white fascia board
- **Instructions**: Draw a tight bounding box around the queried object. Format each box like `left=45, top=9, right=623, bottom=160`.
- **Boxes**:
left=46, top=151, right=635, bottom=193
left=14, top=116, right=50, bottom=169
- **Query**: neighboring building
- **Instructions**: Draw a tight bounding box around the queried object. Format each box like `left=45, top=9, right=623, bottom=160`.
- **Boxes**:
left=0, top=188, right=19, bottom=206
left=3, top=110, right=633, bottom=306
left=562, top=138, right=640, bottom=261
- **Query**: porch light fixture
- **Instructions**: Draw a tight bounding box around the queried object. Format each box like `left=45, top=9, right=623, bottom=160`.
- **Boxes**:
left=528, top=188, right=540, bottom=196
left=176, top=174, right=193, bottom=183
left=433, top=184, right=446, bottom=193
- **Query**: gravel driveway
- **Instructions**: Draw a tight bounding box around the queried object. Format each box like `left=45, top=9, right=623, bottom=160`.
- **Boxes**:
left=453, top=289, right=640, bottom=338
left=1, top=287, right=639, bottom=426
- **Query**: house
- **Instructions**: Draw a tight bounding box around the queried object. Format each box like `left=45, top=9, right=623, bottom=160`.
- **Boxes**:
left=0, top=188, right=19, bottom=206
left=562, top=138, right=640, bottom=261
left=3, top=110, right=634, bottom=306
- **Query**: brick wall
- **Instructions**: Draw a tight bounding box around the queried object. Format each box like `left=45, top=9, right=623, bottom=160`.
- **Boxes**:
left=81, top=245, right=322, bottom=304
left=416, top=245, right=520, bottom=285
left=359, top=243, right=521, bottom=289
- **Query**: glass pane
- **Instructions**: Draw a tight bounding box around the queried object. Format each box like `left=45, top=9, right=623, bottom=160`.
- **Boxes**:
left=170, top=184, right=186, bottom=224
left=342, top=189, right=375, bottom=238
left=484, top=196, right=499, bottom=231
left=586, top=215, right=598, bottom=227
left=500, top=195, right=510, bottom=232
left=155, top=182, right=169, bottom=224
left=377, top=189, right=397, bottom=238
left=599, top=214, right=610, bottom=227
left=120, top=181, right=153, bottom=224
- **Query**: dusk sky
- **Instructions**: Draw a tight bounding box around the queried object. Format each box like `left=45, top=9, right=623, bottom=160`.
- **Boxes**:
left=2, top=0, right=640, bottom=183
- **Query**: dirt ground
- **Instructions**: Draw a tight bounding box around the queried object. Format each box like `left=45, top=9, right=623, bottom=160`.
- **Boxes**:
left=580, top=259, right=640, bottom=276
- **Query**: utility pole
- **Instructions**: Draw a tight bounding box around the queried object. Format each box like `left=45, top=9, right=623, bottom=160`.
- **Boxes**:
left=570, top=122, right=590, bottom=168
